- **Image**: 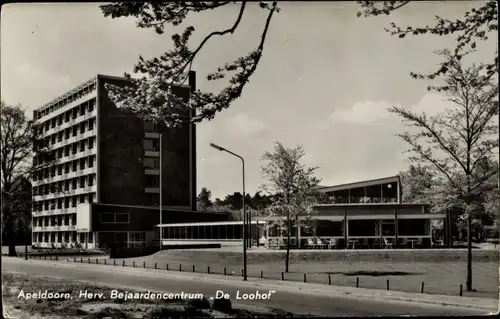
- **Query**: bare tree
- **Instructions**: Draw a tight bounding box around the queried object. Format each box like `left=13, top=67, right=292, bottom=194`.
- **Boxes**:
left=1, top=102, right=55, bottom=256
left=261, top=142, right=321, bottom=273
left=389, top=51, right=499, bottom=291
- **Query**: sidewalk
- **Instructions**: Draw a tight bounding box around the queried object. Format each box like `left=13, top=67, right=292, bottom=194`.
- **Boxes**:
left=18, top=258, right=499, bottom=312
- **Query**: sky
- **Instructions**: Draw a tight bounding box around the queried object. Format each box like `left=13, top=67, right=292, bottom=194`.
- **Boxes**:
left=1, top=2, right=496, bottom=199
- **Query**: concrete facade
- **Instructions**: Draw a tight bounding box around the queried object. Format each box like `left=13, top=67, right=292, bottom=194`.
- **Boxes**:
left=31, top=73, right=197, bottom=249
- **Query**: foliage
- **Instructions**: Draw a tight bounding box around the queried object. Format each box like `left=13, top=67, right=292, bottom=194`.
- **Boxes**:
left=358, top=1, right=498, bottom=81
left=388, top=51, right=498, bottom=290
left=390, top=50, right=498, bottom=205
left=260, top=142, right=321, bottom=272
left=1, top=102, right=55, bottom=255
left=196, top=187, right=213, bottom=211
left=399, top=164, right=434, bottom=204
left=100, top=1, right=280, bottom=126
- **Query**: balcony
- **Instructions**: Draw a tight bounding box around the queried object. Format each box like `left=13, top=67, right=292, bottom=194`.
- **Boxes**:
left=33, top=166, right=97, bottom=187
left=32, top=207, right=77, bottom=217
left=33, top=225, right=77, bottom=232
left=144, top=150, right=159, bottom=157
left=36, top=90, right=97, bottom=125
left=145, top=132, right=160, bottom=139
left=33, top=184, right=97, bottom=201
left=48, top=129, right=96, bottom=151
left=42, top=107, right=97, bottom=137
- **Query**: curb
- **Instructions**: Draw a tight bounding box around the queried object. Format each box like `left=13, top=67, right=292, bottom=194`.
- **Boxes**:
left=13, top=258, right=498, bottom=311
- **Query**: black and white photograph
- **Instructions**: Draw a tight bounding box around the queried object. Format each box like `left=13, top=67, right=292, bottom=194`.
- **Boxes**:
left=1, top=1, right=499, bottom=317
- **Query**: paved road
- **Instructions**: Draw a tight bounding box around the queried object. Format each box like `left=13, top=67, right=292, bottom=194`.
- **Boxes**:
left=2, top=258, right=490, bottom=317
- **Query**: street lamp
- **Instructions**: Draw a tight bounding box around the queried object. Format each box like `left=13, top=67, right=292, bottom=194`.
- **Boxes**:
left=159, top=133, right=163, bottom=251
left=210, top=143, right=248, bottom=281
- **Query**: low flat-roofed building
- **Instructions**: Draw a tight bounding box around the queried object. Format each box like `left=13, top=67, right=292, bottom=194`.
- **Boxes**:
left=154, top=176, right=444, bottom=249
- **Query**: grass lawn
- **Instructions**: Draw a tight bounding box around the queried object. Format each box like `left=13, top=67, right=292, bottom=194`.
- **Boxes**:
left=2, top=272, right=295, bottom=318
left=99, top=250, right=499, bottom=299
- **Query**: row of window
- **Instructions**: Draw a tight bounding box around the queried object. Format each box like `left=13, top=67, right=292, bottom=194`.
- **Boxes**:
left=34, top=88, right=96, bottom=121
left=100, top=212, right=130, bottom=224
left=160, top=225, right=244, bottom=240
left=129, top=232, right=146, bottom=242
left=34, top=174, right=95, bottom=196
left=34, top=154, right=96, bottom=182
left=322, top=195, right=398, bottom=204
left=40, top=117, right=96, bottom=145
left=33, top=193, right=95, bottom=212
left=34, top=136, right=97, bottom=173
left=33, top=231, right=94, bottom=244
left=33, top=214, right=76, bottom=227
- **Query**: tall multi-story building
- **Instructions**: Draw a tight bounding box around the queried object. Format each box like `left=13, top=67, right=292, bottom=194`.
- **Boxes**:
left=31, top=72, right=210, bottom=249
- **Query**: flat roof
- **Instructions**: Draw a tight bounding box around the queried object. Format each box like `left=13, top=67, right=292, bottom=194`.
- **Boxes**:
left=313, top=203, right=428, bottom=208
left=317, top=175, right=400, bottom=193
left=156, top=220, right=265, bottom=227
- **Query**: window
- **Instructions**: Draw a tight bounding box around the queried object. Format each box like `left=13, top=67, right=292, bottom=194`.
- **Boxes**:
left=80, top=194, right=86, bottom=203
left=143, top=139, right=157, bottom=151
left=150, top=194, right=159, bottom=206
left=88, top=156, right=94, bottom=168
left=143, top=157, right=159, bottom=169
left=130, top=232, right=145, bottom=241
left=100, top=213, right=115, bottom=223
left=146, top=175, right=159, bottom=187
left=144, top=121, right=157, bottom=132
left=100, top=213, right=130, bottom=224
left=88, top=232, right=93, bottom=243
left=115, top=213, right=129, bottom=223
left=88, top=119, right=94, bottom=131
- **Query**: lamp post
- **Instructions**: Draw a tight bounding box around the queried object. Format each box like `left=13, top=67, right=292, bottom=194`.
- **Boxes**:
left=159, top=133, right=163, bottom=250
left=210, top=143, right=247, bottom=281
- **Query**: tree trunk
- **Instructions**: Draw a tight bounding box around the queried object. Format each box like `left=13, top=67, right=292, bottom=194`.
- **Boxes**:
left=285, top=215, right=290, bottom=273
left=466, top=213, right=473, bottom=291
left=466, top=179, right=473, bottom=292
left=4, top=214, right=17, bottom=257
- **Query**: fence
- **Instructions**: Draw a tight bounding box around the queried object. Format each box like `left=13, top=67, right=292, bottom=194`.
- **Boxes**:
left=25, top=254, right=469, bottom=297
